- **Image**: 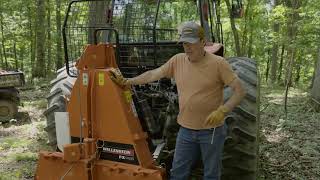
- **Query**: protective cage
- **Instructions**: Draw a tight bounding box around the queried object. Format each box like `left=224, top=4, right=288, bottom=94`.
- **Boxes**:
left=63, top=0, right=201, bottom=77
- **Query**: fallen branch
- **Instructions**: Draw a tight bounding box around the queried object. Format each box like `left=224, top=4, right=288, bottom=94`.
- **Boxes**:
left=300, top=156, right=319, bottom=163
left=260, top=103, right=270, bottom=112
left=264, top=160, right=293, bottom=167
left=311, top=97, right=320, bottom=105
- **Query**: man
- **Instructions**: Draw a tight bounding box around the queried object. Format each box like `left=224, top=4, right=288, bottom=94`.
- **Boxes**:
left=110, top=21, right=246, bottom=180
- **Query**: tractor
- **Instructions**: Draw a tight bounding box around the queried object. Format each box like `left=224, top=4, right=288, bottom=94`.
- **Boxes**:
left=0, top=69, right=24, bottom=122
left=39, top=0, right=260, bottom=179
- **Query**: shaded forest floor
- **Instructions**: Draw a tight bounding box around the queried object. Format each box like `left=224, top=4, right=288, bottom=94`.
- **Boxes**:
left=0, top=86, right=52, bottom=180
left=0, top=85, right=319, bottom=180
left=258, top=85, right=320, bottom=180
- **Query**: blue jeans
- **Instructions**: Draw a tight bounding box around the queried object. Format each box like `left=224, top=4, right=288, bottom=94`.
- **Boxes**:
left=170, top=124, right=227, bottom=180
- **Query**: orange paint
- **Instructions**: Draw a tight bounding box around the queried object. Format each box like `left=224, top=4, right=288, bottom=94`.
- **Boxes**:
left=35, top=44, right=166, bottom=180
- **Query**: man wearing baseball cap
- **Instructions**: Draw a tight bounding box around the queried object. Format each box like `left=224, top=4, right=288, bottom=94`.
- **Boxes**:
left=111, top=21, right=246, bottom=180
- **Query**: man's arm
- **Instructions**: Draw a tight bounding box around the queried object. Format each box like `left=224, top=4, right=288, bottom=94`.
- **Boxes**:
left=110, top=62, right=171, bottom=87
left=127, top=67, right=165, bottom=85
left=111, top=55, right=176, bottom=86
left=205, top=70, right=246, bottom=127
left=224, top=78, right=246, bottom=112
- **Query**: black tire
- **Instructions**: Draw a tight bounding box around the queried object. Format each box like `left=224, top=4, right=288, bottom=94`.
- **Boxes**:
left=0, top=99, right=18, bottom=122
left=43, top=67, right=76, bottom=146
left=222, top=57, right=260, bottom=180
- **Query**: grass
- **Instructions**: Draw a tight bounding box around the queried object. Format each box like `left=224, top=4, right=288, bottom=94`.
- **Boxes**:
left=0, top=138, right=32, bottom=150
left=0, top=122, right=49, bottom=180
left=22, top=100, right=47, bottom=110
left=0, top=87, right=51, bottom=180
left=14, top=152, right=38, bottom=162
left=0, top=162, right=35, bottom=180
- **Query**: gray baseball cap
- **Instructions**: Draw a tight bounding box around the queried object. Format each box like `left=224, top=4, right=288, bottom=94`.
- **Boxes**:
left=178, top=21, right=204, bottom=43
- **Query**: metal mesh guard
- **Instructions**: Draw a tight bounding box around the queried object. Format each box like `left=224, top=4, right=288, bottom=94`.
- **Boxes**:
left=64, top=0, right=199, bottom=76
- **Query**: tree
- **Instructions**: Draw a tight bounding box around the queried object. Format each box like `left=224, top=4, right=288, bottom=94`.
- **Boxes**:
left=284, top=0, right=301, bottom=86
left=46, top=0, right=52, bottom=75
left=0, top=10, right=8, bottom=69
left=269, top=0, right=281, bottom=84
left=55, top=0, right=63, bottom=70
left=311, top=48, right=320, bottom=102
left=225, top=0, right=241, bottom=56
left=34, top=0, right=47, bottom=78
left=284, top=0, right=301, bottom=114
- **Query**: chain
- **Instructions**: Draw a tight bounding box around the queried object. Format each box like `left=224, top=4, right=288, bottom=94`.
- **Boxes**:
left=95, top=140, right=105, bottom=159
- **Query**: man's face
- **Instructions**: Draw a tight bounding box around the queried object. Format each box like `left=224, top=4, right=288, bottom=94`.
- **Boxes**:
left=183, top=40, right=205, bottom=62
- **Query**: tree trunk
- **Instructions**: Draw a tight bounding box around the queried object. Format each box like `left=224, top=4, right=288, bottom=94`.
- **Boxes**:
left=278, top=44, right=285, bottom=82
left=284, top=0, right=301, bottom=115
left=269, top=0, right=281, bottom=84
left=34, top=0, right=47, bottom=78
left=284, top=50, right=295, bottom=116
left=265, top=49, right=271, bottom=82
left=225, top=0, right=241, bottom=56
left=27, top=2, right=35, bottom=80
left=14, top=42, right=18, bottom=70
left=270, top=36, right=279, bottom=84
left=247, top=30, right=253, bottom=58
left=0, top=8, right=2, bottom=67
left=0, top=43, right=3, bottom=67
left=311, top=48, right=320, bottom=102
left=284, top=0, right=300, bottom=86
left=241, top=0, right=252, bottom=56
left=247, top=0, right=255, bottom=59
left=294, top=53, right=301, bottom=83
left=88, top=1, right=110, bottom=44
left=20, top=46, right=25, bottom=70
left=46, top=0, right=52, bottom=75
left=0, top=11, right=8, bottom=69
left=284, top=50, right=296, bottom=86
left=55, top=0, right=63, bottom=70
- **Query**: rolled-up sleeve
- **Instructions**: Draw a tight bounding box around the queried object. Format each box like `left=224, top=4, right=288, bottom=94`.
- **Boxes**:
left=218, top=59, right=237, bottom=86
left=158, top=54, right=178, bottom=79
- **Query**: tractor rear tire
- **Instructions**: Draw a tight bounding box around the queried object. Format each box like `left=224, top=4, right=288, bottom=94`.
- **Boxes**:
left=43, top=67, right=76, bottom=147
left=222, top=57, right=260, bottom=180
left=0, top=99, right=18, bottom=122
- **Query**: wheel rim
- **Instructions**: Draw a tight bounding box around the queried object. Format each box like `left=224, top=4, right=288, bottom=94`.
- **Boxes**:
left=0, top=105, right=10, bottom=117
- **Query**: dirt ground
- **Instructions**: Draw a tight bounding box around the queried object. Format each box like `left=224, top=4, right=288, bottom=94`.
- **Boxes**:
left=0, top=85, right=319, bottom=180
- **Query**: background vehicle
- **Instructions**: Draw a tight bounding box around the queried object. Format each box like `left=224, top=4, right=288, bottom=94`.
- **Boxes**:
left=42, top=0, right=260, bottom=179
left=0, top=70, right=24, bottom=122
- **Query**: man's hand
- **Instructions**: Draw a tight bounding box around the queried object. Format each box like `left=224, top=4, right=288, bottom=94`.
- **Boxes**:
left=205, top=105, right=229, bottom=127
left=109, top=68, right=128, bottom=87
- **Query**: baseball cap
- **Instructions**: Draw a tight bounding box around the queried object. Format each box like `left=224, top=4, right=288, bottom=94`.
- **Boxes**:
left=178, top=21, right=205, bottom=43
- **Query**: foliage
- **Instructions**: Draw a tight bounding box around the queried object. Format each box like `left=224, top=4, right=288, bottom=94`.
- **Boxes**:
left=0, top=0, right=69, bottom=80
left=0, top=0, right=318, bottom=87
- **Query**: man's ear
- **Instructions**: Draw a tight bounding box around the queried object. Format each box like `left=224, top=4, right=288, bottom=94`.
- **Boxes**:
left=201, top=39, right=206, bottom=46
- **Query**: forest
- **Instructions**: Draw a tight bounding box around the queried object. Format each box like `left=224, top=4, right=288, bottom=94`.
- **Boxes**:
left=0, top=0, right=319, bottom=179
left=0, top=0, right=319, bottom=85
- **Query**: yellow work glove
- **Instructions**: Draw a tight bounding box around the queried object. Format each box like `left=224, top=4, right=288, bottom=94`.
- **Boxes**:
left=205, top=105, right=229, bottom=127
left=109, top=68, right=128, bottom=87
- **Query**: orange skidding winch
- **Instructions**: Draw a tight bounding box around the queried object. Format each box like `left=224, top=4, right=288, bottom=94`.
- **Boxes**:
left=35, top=44, right=166, bottom=180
